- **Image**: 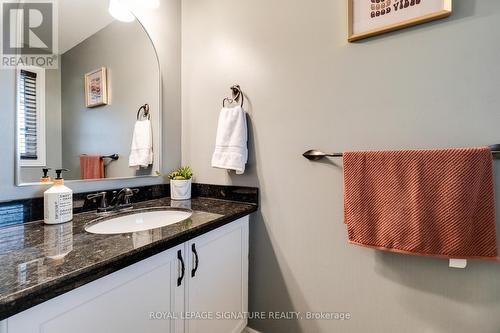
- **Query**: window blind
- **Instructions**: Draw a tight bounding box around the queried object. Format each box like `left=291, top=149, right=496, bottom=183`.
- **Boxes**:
left=18, top=69, right=38, bottom=160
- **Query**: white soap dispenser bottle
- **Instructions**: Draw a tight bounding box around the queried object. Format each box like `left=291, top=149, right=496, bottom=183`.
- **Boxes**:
left=44, top=169, right=73, bottom=224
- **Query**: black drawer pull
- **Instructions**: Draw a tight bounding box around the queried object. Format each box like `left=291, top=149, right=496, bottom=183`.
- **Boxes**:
left=177, top=250, right=185, bottom=287
left=191, top=244, right=199, bottom=278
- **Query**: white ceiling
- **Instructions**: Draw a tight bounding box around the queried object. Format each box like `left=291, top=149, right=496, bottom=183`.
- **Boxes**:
left=58, top=0, right=116, bottom=54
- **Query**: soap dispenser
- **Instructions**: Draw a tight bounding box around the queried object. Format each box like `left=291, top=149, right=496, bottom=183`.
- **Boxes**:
left=44, top=169, right=73, bottom=225
left=40, top=168, right=52, bottom=183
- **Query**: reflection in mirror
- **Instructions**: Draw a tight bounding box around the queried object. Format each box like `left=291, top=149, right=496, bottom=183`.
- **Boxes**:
left=16, top=0, right=161, bottom=185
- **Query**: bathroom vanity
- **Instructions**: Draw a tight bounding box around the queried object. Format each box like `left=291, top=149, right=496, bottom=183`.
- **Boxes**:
left=0, top=193, right=257, bottom=333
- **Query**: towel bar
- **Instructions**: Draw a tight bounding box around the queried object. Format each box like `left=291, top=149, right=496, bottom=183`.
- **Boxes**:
left=303, top=144, right=500, bottom=161
left=101, top=154, right=119, bottom=161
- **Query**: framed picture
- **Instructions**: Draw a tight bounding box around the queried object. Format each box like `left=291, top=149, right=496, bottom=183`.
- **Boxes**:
left=84, top=67, right=108, bottom=108
left=348, top=0, right=452, bottom=42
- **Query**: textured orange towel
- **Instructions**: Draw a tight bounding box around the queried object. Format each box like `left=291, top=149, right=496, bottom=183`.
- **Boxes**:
left=343, top=147, right=498, bottom=260
left=80, top=155, right=104, bottom=180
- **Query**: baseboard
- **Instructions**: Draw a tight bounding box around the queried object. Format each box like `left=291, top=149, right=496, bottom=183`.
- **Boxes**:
left=243, top=327, right=262, bottom=333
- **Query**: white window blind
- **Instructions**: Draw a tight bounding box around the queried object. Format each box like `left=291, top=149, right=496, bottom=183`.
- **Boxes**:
left=18, top=69, right=38, bottom=160
left=17, top=66, right=46, bottom=167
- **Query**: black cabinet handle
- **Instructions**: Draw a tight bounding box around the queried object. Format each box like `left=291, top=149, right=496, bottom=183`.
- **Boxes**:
left=177, top=250, right=185, bottom=287
left=191, top=244, right=199, bottom=278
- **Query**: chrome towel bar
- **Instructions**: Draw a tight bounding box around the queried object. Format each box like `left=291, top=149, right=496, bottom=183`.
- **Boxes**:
left=101, top=154, right=119, bottom=161
left=303, top=144, right=500, bottom=161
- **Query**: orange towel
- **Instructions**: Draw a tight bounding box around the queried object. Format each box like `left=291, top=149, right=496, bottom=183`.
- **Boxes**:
left=343, top=147, right=498, bottom=260
left=80, top=155, right=105, bottom=180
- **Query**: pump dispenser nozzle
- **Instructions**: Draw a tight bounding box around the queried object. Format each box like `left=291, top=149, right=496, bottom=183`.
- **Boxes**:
left=54, top=169, right=69, bottom=185
left=55, top=169, right=69, bottom=179
left=40, top=168, right=52, bottom=183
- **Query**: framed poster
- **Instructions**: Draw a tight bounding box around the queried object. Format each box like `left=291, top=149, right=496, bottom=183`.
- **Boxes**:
left=84, top=67, right=108, bottom=108
left=348, top=0, right=452, bottom=42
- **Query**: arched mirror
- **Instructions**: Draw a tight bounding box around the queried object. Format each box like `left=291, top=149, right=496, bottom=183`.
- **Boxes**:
left=14, top=0, right=161, bottom=185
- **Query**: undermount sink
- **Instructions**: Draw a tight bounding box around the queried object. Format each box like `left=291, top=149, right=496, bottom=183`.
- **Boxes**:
left=85, top=208, right=193, bottom=235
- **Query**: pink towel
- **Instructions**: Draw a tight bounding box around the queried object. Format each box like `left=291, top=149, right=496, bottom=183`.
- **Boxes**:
left=343, top=147, right=498, bottom=260
left=80, top=155, right=104, bottom=180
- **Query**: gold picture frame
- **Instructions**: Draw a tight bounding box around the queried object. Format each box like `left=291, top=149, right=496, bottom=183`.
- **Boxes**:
left=348, top=0, right=452, bottom=42
left=84, top=67, right=108, bottom=108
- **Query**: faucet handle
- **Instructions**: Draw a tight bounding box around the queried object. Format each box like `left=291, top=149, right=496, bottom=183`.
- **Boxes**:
left=87, top=192, right=109, bottom=211
left=87, top=191, right=106, bottom=201
left=128, top=188, right=140, bottom=196
left=123, top=188, right=139, bottom=205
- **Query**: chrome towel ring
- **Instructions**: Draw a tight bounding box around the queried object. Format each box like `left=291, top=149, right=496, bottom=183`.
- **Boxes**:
left=137, top=104, right=150, bottom=120
left=223, top=85, right=244, bottom=108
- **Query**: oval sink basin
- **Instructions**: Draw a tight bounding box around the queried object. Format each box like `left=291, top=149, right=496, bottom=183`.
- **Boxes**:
left=85, top=208, right=192, bottom=235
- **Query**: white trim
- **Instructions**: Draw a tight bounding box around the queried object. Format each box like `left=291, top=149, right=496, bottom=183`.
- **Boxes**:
left=16, top=66, right=47, bottom=167
left=243, top=327, right=262, bottom=333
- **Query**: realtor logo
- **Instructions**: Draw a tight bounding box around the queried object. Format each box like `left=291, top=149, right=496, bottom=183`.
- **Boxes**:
left=1, top=0, right=58, bottom=68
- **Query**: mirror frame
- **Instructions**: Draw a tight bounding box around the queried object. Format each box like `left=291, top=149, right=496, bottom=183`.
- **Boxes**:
left=15, top=11, right=162, bottom=187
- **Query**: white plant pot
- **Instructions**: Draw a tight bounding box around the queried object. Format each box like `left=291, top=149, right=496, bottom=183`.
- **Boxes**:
left=170, top=179, right=192, bottom=200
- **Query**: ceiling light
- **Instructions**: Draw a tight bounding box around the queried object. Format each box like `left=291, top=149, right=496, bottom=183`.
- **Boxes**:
left=121, top=0, right=160, bottom=9
left=108, top=0, right=135, bottom=23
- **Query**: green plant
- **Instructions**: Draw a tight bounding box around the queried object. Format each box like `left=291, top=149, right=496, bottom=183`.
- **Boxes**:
left=168, top=166, right=193, bottom=180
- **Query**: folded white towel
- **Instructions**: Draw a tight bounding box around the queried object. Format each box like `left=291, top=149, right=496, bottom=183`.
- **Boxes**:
left=129, top=119, right=153, bottom=170
left=211, top=106, right=248, bottom=174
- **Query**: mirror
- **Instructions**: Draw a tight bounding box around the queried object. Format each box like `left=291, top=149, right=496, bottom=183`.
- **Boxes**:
left=15, top=0, right=161, bottom=185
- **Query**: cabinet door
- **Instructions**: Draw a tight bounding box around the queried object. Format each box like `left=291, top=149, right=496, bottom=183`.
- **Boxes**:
left=185, top=217, right=249, bottom=333
left=7, top=245, right=186, bottom=333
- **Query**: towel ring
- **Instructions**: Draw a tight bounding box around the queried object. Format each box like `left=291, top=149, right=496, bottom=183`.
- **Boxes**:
left=223, top=85, right=244, bottom=108
left=137, top=104, right=150, bottom=120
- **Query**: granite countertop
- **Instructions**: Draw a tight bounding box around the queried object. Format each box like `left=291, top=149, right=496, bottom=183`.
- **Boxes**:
left=0, top=197, right=257, bottom=321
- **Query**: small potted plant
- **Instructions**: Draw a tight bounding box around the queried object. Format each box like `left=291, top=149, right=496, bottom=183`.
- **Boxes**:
left=168, top=166, right=193, bottom=200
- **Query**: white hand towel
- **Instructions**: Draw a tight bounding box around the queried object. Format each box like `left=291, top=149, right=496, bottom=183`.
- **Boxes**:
left=211, top=106, right=248, bottom=174
left=129, top=119, right=153, bottom=169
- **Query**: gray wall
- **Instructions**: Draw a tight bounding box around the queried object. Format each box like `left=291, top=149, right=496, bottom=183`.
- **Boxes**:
left=181, top=0, right=500, bottom=332
left=20, top=65, right=62, bottom=182
left=61, top=20, right=159, bottom=180
left=0, top=0, right=181, bottom=200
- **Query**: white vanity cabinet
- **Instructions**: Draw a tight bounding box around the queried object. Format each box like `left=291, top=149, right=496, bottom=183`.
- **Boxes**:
left=2, top=217, right=249, bottom=333
left=185, top=217, right=249, bottom=333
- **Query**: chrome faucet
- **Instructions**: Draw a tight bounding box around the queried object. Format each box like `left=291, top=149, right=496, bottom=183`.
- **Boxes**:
left=110, top=188, right=139, bottom=211
left=87, top=188, right=139, bottom=214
